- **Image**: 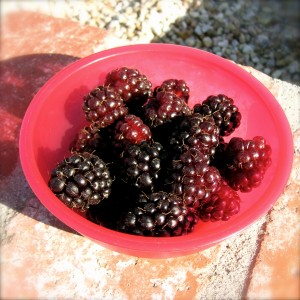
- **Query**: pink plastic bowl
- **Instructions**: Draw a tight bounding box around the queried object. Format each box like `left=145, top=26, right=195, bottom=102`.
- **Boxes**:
left=19, top=44, right=293, bottom=258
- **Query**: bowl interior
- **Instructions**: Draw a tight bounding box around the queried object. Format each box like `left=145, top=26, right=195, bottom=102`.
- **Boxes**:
left=20, top=44, right=293, bottom=257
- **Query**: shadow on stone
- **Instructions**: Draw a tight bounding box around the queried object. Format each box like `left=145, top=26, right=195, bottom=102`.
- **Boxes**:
left=0, top=53, right=81, bottom=235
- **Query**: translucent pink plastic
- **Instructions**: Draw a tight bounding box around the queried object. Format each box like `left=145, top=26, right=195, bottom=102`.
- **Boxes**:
left=19, top=44, right=293, bottom=258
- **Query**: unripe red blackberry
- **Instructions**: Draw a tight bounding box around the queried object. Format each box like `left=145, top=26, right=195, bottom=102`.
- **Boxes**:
left=118, top=191, right=198, bottom=236
left=153, top=79, right=190, bottom=103
left=193, top=94, right=241, bottom=136
left=114, top=114, right=152, bottom=144
left=83, top=85, right=128, bottom=129
left=105, top=67, right=152, bottom=103
left=143, top=91, right=191, bottom=128
left=48, top=152, right=112, bottom=211
left=218, top=136, right=272, bottom=192
left=198, top=181, right=240, bottom=222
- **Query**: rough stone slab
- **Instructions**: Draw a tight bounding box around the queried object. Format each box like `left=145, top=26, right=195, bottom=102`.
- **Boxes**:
left=0, top=11, right=299, bottom=300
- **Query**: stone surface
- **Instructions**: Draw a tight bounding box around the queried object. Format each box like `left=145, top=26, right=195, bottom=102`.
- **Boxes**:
left=0, top=11, right=299, bottom=300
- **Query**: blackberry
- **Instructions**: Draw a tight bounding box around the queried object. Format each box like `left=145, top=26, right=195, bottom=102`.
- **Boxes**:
left=198, top=181, right=240, bottom=222
left=82, top=85, right=128, bottom=129
left=105, top=67, right=152, bottom=103
left=193, top=94, right=241, bottom=136
left=70, top=124, right=116, bottom=162
left=143, top=91, right=191, bottom=128
left=153, top=79, right=190, bottom=103
left=114, top=114, right=152, bottom=144
left=115, top=140, right=163, bottom=191
left=69, top=125, right=102, bottom=154
left=118, top=191, right=198, bottom=237
left=169, top=113, right=220, bottom=158
left=219, top=136, right=272, bottom=192
left=48, top=152, right=112, bottom=211
left=166, top=147, right=222, bottom=208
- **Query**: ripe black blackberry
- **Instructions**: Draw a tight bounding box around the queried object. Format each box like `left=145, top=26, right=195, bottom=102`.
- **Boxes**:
left=198, top=181, right=240, bottom=222
left=143, top=91, right=191, bottom=128
left=153, top=79, right=190, bottom=103
left=115, top=140, right=163, bottom=191
left=217, top=136, right=272, bottom=192
left=82, top=85, right=128, bottom=129
left=48, top=152, right=112, bottom=211
left=118, top=191, right=198, bottom=237
left=169, top=113, right=220, bottom=158
left=114, top=114, right=152, bottom=144
left=165, top=147, right=222, bottom=208
left=193, top=94, right=241, bottom=136
left=105, top=67, right=152, bottom=103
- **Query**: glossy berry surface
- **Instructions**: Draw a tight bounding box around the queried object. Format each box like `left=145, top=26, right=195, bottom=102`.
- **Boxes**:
left=115, top=140, right=163, bottom=191
left=166, top=147, right=221, bottom=208
left=219, top=136, right=272, bottom=192
left=169, top=113, right=220, bottom=157
left=198, top=181, right=240, bottom=222
left=105, top=67, right=152, bottom=103
left=118, top=191, right=198, bottom=237
left=194, top=94, right=241, bottom=136
left=114, top=114, right=152, bottom=144
left=49, top=152, right=112, bottom=211
left=143, top=91, right=191, bottom=127
left=153, top=79, right=190, bottom=103
left=82, top=85, right=128, bottom=129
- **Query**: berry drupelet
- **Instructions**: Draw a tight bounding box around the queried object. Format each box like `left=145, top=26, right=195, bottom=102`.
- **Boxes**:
left=48, top=152, right=112, bottom=211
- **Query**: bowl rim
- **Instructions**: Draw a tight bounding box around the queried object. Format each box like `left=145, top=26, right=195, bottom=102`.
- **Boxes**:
left=19, top=43, right=294, bottom=257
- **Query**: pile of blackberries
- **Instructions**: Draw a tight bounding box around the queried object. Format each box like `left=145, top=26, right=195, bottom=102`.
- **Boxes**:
left=48, top=67, right=271, bottom=237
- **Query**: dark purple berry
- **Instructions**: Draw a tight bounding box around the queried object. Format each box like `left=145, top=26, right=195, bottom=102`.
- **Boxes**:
left=153, top=79, right=190, bottom=103
left=48, top=152, right=112, bottom=211
left=105, top=67, right=152, bottom=103
left=194, top=94, right=241, bottom=136
left=118, top=191, right=198, bottom=237
left=83, top=85, right=128, bottom=129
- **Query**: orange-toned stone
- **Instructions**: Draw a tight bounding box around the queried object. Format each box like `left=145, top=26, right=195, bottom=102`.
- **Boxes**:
left=2, top=11, right=105, bottom=59
left=246, top=130, right=300, bottom=300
